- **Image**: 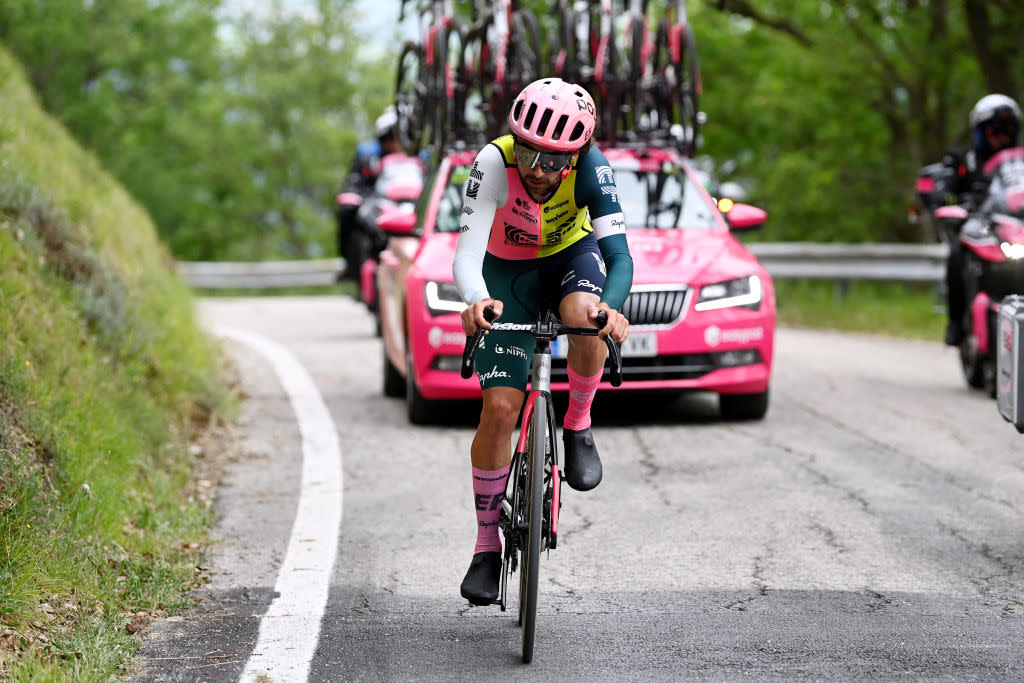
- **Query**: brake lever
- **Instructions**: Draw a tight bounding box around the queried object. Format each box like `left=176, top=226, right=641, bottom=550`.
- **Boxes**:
left=594, top=311, right=623, bottom=387
left=460, top=305, right=496, bottom=379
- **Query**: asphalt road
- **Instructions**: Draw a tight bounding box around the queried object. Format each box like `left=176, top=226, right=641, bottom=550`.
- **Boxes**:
left=129, top=295, right=1024, bottom=682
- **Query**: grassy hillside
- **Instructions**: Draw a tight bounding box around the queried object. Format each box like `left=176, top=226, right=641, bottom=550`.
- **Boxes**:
left=0, top=48, right=232, bottom=679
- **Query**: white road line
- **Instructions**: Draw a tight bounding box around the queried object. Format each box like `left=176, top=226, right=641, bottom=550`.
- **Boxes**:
left=214, top=326, right=343, bottom=683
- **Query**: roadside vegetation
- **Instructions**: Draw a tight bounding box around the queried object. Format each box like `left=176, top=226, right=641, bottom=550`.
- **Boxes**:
left=775, top=280, right=946, bottom=341
left=0, top=49, right=232, bottom=680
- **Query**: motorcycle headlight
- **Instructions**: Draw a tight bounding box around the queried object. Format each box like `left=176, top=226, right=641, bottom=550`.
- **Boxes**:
left=695, top=275, right=762, bottom=312
left=1001, top=242, right=1024, bottom=260
left=425, top=281, right=467, bottom=315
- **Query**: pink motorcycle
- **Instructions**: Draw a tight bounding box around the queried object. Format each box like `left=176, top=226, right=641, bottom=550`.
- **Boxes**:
left=934, top=147, right=1024, bottom=395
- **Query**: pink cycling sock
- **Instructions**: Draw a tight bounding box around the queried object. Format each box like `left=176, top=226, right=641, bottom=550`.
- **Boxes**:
left=472, top=465, right=509, bottom=554
left=563, top=366, right=601, bottom=431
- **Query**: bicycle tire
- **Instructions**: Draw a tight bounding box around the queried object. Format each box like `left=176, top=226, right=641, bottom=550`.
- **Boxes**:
left=441, top=18, right=467, bottom=148
left=394, top=41, right=425, bottom=156
left=456, top=21, right=488, bottom=140
left=423, top=25, right=449, bottom=156
left=520, top=393, right=545, bottom=664
left=508, top=8, right=543, bottom=94
left=547, top=6, right=577, bottom=80
left=652, top=19, right=701, bottom=156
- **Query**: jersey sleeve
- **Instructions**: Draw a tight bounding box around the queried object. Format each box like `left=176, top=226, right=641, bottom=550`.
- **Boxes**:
left=452, top=144, right=508, bottom=305
left=575, top=146, right=632, bottom=309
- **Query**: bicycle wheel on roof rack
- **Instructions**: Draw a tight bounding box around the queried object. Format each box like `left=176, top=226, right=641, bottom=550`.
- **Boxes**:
left=652, top=19, right=701, bottom=156
left=395, top=41, right=426, bottom=156
left=625, top=16, right=660, bottom=137
left=439, top=20, right=470, bottom=152
left=456, top=20, right=488, bottom=140
left=507, top=8, right=543, bottom=95
left=547, top=5, right=578, bottom=82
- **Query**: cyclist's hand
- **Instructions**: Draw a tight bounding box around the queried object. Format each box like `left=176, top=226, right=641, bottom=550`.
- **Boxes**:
left=461, top=298, right=502, bottom=335
left=589, top=302, right=629, bottom=344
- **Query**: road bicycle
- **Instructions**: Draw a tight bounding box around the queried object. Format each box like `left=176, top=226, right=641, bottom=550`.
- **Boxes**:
left=651, top=0, right=703, bottom=156
left=456, top=0, right=543, bottom=142
left=546, top=0, right=626, bottom=144
left=395, top=0, right=465, bottom=159
left=460, top=307, right=623, bottom=663
left=622, top=0, right=658, bottom=134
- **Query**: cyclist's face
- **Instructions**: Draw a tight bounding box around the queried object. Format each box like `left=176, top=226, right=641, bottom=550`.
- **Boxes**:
left=514, top=140, right=573, bottom=203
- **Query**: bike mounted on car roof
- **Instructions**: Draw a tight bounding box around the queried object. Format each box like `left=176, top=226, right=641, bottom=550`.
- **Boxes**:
left=392, top=0, right=704, bottom=160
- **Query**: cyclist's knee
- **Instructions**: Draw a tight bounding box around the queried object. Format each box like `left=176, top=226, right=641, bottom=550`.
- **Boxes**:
left=481, top=389, right=524, bottom=433
left=559, top=292, right=599, bottom=326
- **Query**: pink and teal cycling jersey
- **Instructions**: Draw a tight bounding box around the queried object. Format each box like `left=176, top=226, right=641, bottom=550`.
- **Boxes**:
left=453, top=134, right=632, bottom=310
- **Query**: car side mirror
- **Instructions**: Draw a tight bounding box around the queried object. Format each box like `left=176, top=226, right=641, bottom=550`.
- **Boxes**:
left=719, top=199, right=767, bottom=231
left=378, top=207, right=417, bottom=235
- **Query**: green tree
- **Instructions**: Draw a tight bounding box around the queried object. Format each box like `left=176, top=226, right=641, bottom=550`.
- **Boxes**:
left=702, top=0, right=1023, bottom=242
left=0, top=0, right=398, bottom=260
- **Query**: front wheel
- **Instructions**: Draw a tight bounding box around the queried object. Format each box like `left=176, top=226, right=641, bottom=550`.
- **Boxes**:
left=519, top=394, right=545, bottom=664
left=719, top=390, right=769, bottom=421
left=405, top=343, right=432, bottom=424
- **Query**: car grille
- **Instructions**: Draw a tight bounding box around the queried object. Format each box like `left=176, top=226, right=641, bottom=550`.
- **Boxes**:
left=552, top=353, right=717, bottom=382
left=621, top=286, right=689, bottom=327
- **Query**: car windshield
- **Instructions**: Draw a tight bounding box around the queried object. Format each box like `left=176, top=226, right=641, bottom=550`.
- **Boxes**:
left=373, top=155, right=425, bottom=198
left=434, top=158, right=718, bottom=234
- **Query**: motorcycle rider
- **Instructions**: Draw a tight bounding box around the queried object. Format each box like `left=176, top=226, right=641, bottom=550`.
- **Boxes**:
left=336, top=106, right=403, bottom=281
left=920, top=94, right=1022, bottom=345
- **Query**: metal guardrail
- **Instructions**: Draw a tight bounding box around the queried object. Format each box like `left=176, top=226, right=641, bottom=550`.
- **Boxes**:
left=176, top=243, right=950, bottom=289
left=746, top=242, right=948, bottom=282
left=177, top=258, right=343, bottom=288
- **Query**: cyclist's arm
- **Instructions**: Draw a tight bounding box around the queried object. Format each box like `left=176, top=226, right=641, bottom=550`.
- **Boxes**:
left=453, top=144, right=508, bottom=305
left=576, top=146, right=633, bottom=310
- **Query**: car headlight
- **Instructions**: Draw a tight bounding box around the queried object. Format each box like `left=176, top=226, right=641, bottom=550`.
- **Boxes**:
left=695, top=275, right=762, bottom=311
left=425, top=281, right=468, bottom=315
left=1001, top=242, right=1024, bottom=260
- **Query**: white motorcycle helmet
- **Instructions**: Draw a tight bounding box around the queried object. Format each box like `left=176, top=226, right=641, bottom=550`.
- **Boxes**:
left=969, top=94, right=1022, bottom=160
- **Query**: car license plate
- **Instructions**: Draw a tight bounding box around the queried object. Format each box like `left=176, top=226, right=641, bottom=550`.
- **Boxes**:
left=551, top=332, right=657, bottom=358
left=621, top=332, right=656, bottom=357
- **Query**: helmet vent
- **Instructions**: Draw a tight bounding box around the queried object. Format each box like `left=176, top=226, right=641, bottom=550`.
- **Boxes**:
left=551, top=114, right=568, bottom=141
left=537, top=108, right=553, bottom=136
left=569, top=121, right=585, bottom=142
left=512, top=100, right=524, bottom=122
left=524, top=102, right=538, bottom=129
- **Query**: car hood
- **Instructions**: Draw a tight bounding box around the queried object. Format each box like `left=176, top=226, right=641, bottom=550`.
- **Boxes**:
left=414, top=229, right=765, bottom=287
left=626, top=229, right=765, bottom=286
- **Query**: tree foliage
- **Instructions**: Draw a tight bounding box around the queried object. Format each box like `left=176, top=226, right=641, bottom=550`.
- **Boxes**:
left=0, top=0, right=397, bottom=260
left=0, top=0, right=1021, bottom=255
left=700, top=0, right=1023, bottom=242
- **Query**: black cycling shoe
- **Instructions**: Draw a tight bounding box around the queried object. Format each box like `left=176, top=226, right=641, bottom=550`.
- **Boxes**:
left=945, top=320, right=963, bottom=346
left=460, top=551, right=501, bottom=606
left=562, top=427, right=602, bottom=491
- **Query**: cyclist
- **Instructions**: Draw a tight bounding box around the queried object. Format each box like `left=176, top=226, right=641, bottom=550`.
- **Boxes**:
left=918, top=94, right=1022, bottom=345
left=336, top=106, right=403, bottom=281
left=452, top=77, right=633, bottom=605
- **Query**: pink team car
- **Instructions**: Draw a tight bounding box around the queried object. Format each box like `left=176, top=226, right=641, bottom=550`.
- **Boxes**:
left=376, top=145, right=776, bottom=424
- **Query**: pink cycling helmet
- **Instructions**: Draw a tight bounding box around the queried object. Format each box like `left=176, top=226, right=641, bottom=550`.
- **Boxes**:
left=508, top=78, right=596, bottom=152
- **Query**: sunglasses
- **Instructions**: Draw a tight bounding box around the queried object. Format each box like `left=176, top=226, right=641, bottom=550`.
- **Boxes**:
left=513, top=141, right=574, bottom=173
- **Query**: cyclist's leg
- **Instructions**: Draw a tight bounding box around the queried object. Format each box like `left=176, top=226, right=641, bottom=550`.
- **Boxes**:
left=461, top=255, right=539, bottom=605
left=471, top=255, right=541, bottom=469
left=542, top=235, right=609, bottom=384
left=540, top=237, right=608, bottom=491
